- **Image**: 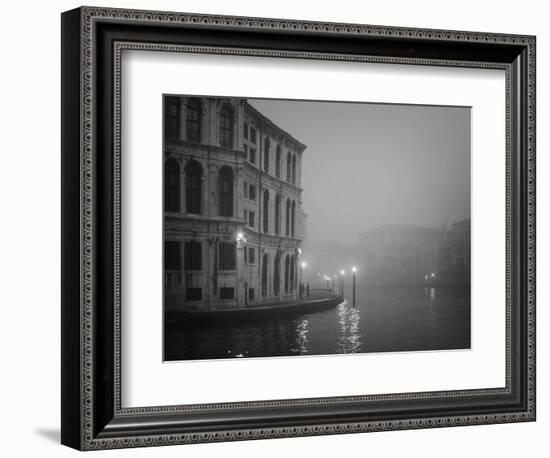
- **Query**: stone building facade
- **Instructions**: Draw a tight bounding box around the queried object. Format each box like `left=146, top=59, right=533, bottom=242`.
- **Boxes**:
left=436, top=219, right=471, bottom=286
left=359, top=225, right=442, bottom=286
left=163, top=96, right=307, bottom=312
left=358, top=220, right=470, bottom=286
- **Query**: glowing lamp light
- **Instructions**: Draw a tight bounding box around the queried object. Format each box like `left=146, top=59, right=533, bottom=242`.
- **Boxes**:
left=236, top=232, right=247, bottom=246
left=352, top=267, right=357, bottom=273
left=431, top=272, right=436, bottom=278
left=340, top=270, right=345, bottom=276
left=301, top=261, right=307, bottom=269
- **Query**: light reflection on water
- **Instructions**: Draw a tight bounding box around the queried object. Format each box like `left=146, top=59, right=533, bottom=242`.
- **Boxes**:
left=428, top=287, right=437, bottom=330
left=165, top=285, right=470, bottom=361
left=292, top=319, right=310, bottom=355
left=336, top=301, right=362, bottom=354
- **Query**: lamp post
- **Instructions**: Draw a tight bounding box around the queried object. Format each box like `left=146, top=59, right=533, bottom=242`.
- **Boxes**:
left=352, top=267, right=357, bottom=307
left=236, top=232, right=247, bottom=307
left=340, top=270, right=345, bottom=296
left=299, top=261, right=307, bottom=298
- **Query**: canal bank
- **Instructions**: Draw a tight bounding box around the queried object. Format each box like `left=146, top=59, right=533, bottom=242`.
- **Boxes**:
left=166, top=293, right=344, bottom=323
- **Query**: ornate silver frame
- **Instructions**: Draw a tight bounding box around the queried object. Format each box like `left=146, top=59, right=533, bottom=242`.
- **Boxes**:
left=61, top=6, right=536, bottom=450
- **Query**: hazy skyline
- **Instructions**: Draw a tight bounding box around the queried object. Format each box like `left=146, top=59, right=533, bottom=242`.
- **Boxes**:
left=249, top=98, right=470, bottom=247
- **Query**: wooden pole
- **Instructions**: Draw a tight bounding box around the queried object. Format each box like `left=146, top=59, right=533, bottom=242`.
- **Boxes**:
left=352, top=271, right=356, bottom=307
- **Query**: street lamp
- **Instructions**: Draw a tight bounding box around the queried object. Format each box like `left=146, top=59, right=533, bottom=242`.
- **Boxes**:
left=299, top=261, right=307, bottom=298
left=236, top=231, right=247, bottom=247
left=235, top=232, right=247, bottom=305
left=351, top=267, right=357, bottom=307
left=340, top=270, right=345, bottom=296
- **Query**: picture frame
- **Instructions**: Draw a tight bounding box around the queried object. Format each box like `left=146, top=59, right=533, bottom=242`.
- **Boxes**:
left=61, top=5, right=536, bottom=450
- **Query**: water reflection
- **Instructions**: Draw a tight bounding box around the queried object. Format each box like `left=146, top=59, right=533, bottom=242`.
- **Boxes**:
left=336, top=300, right=362, bottom=354
left=165, top=285, right=470, bottom=361
left=425, top=286, right=437, bottom=330
left=292, top=319, right=310, bottom=355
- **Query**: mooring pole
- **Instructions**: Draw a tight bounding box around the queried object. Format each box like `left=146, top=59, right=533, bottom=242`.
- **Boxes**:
left=352, top=267, right=357, bottom=307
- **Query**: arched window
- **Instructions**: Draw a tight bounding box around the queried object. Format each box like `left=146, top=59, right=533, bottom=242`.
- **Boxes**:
left=273, top=253, right=281, bottom=297
left=289, top=255, right=295, bottom=293
left=291, top=200, right=296, bottom=237
left=262, top=189, right=269, bottom=233
left=219, top=105, right=234, bottom=148
left=275, top=145, right=282, bottom=178
left=185, top=160, right=202, bottom=214
left=186, top=99, right=201, bottom=142
left=284, top=254, right=290, bottom=293
left=164, top=158, right=180, bottom=212
left=274, top=194, right=281, bottom=236
left=285, top=198, right=291, bottom=236
left=165, top=97, right=180, bottom=139
left=261, top=253, right=268, bottom=298
left=218, top=166, right=234, bottom=217
left=286, top=152, right=292, bottom=182
left=263, top=137, right=270, bottom=173
left=291, top=155, right=297, bottom=185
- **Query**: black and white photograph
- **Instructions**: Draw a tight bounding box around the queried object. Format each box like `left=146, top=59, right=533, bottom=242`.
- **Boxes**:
left=52, top=2, right=539, bottom=452
left=163, top=96, right=471, bottom=361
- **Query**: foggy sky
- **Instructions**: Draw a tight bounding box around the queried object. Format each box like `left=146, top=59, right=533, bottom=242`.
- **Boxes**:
left=249, top=98, right=470, bottom=246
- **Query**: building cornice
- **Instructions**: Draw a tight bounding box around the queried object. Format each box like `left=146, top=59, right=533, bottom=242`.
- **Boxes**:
left=242, top=162, right=303, bottom=194
left=244, top=101, right=307, bottom=153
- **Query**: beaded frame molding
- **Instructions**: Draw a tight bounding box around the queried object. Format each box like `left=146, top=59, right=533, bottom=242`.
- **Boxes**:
left=61, top=6, right=536, bottom=451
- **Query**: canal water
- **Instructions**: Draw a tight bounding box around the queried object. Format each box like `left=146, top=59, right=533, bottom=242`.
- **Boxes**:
left=164, top=285, right=470, bottom=361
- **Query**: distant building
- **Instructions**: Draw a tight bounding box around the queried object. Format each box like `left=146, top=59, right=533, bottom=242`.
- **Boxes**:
left=359, top=225, right=441, bottom=285
left=437, top=219, right=471, bottom=286
left=358, top=220, right=470, bottom=286
left=164, top=96, right=307, bottom=311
